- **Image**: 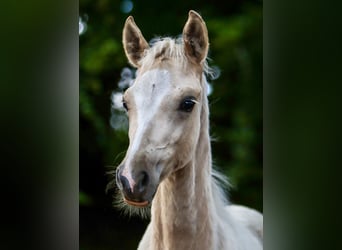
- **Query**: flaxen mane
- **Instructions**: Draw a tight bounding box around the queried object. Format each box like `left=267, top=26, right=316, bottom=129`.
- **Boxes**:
left=138, top=37, right=215, bottom=78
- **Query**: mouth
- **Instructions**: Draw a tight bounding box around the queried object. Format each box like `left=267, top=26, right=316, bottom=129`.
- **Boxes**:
left=123, top=197, right=149, bottom=207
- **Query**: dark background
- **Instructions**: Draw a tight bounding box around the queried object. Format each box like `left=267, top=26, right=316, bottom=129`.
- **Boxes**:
left=80, top=0, right=262, bottom=249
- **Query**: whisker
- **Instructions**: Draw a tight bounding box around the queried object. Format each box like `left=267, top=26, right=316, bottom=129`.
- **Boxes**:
left=113, top=190, right=151, bottom=219
left=112, top=150, right=127, bottom=165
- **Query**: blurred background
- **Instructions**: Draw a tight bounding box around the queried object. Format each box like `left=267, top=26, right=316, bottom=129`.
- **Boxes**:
left=80, top=0, right=262, bottom=249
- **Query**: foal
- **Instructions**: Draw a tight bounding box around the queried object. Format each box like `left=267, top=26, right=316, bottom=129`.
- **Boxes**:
left=115, top=10, right=263, bottom=250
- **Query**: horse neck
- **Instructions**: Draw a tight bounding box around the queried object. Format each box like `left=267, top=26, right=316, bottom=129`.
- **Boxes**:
left=151, top=76, right=217, bottom=249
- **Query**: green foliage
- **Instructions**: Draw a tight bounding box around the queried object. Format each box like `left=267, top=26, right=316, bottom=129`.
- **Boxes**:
left=207, top=5, right=262, bottom=210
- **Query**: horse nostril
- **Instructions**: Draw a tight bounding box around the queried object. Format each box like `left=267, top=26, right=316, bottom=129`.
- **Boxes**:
left=137, top=171, right=149, bottom=193
left=117, top=169, right=150, bottom=201
left=119, top=175, right=131, bottom=193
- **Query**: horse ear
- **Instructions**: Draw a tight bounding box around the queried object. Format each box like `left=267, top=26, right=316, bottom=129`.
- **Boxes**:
left=182, top=10, right=209, bottom=64
left=123, top=16, right=149, bottom=68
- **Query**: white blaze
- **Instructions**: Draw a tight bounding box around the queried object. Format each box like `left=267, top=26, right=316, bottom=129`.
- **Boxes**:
left=124, top=69, right=171, bottom=180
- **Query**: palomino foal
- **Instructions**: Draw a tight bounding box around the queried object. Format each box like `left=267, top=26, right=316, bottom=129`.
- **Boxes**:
left=115, top=10, right=263, bottom=250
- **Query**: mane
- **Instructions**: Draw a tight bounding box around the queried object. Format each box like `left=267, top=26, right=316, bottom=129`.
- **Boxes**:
left=138, top=37, right=218, bottom=79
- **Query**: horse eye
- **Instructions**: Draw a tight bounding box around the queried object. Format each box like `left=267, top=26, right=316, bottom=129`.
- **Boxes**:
left=179, top=98, right=196, bottom=112
left=122, top=100, right=128, bottom=111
